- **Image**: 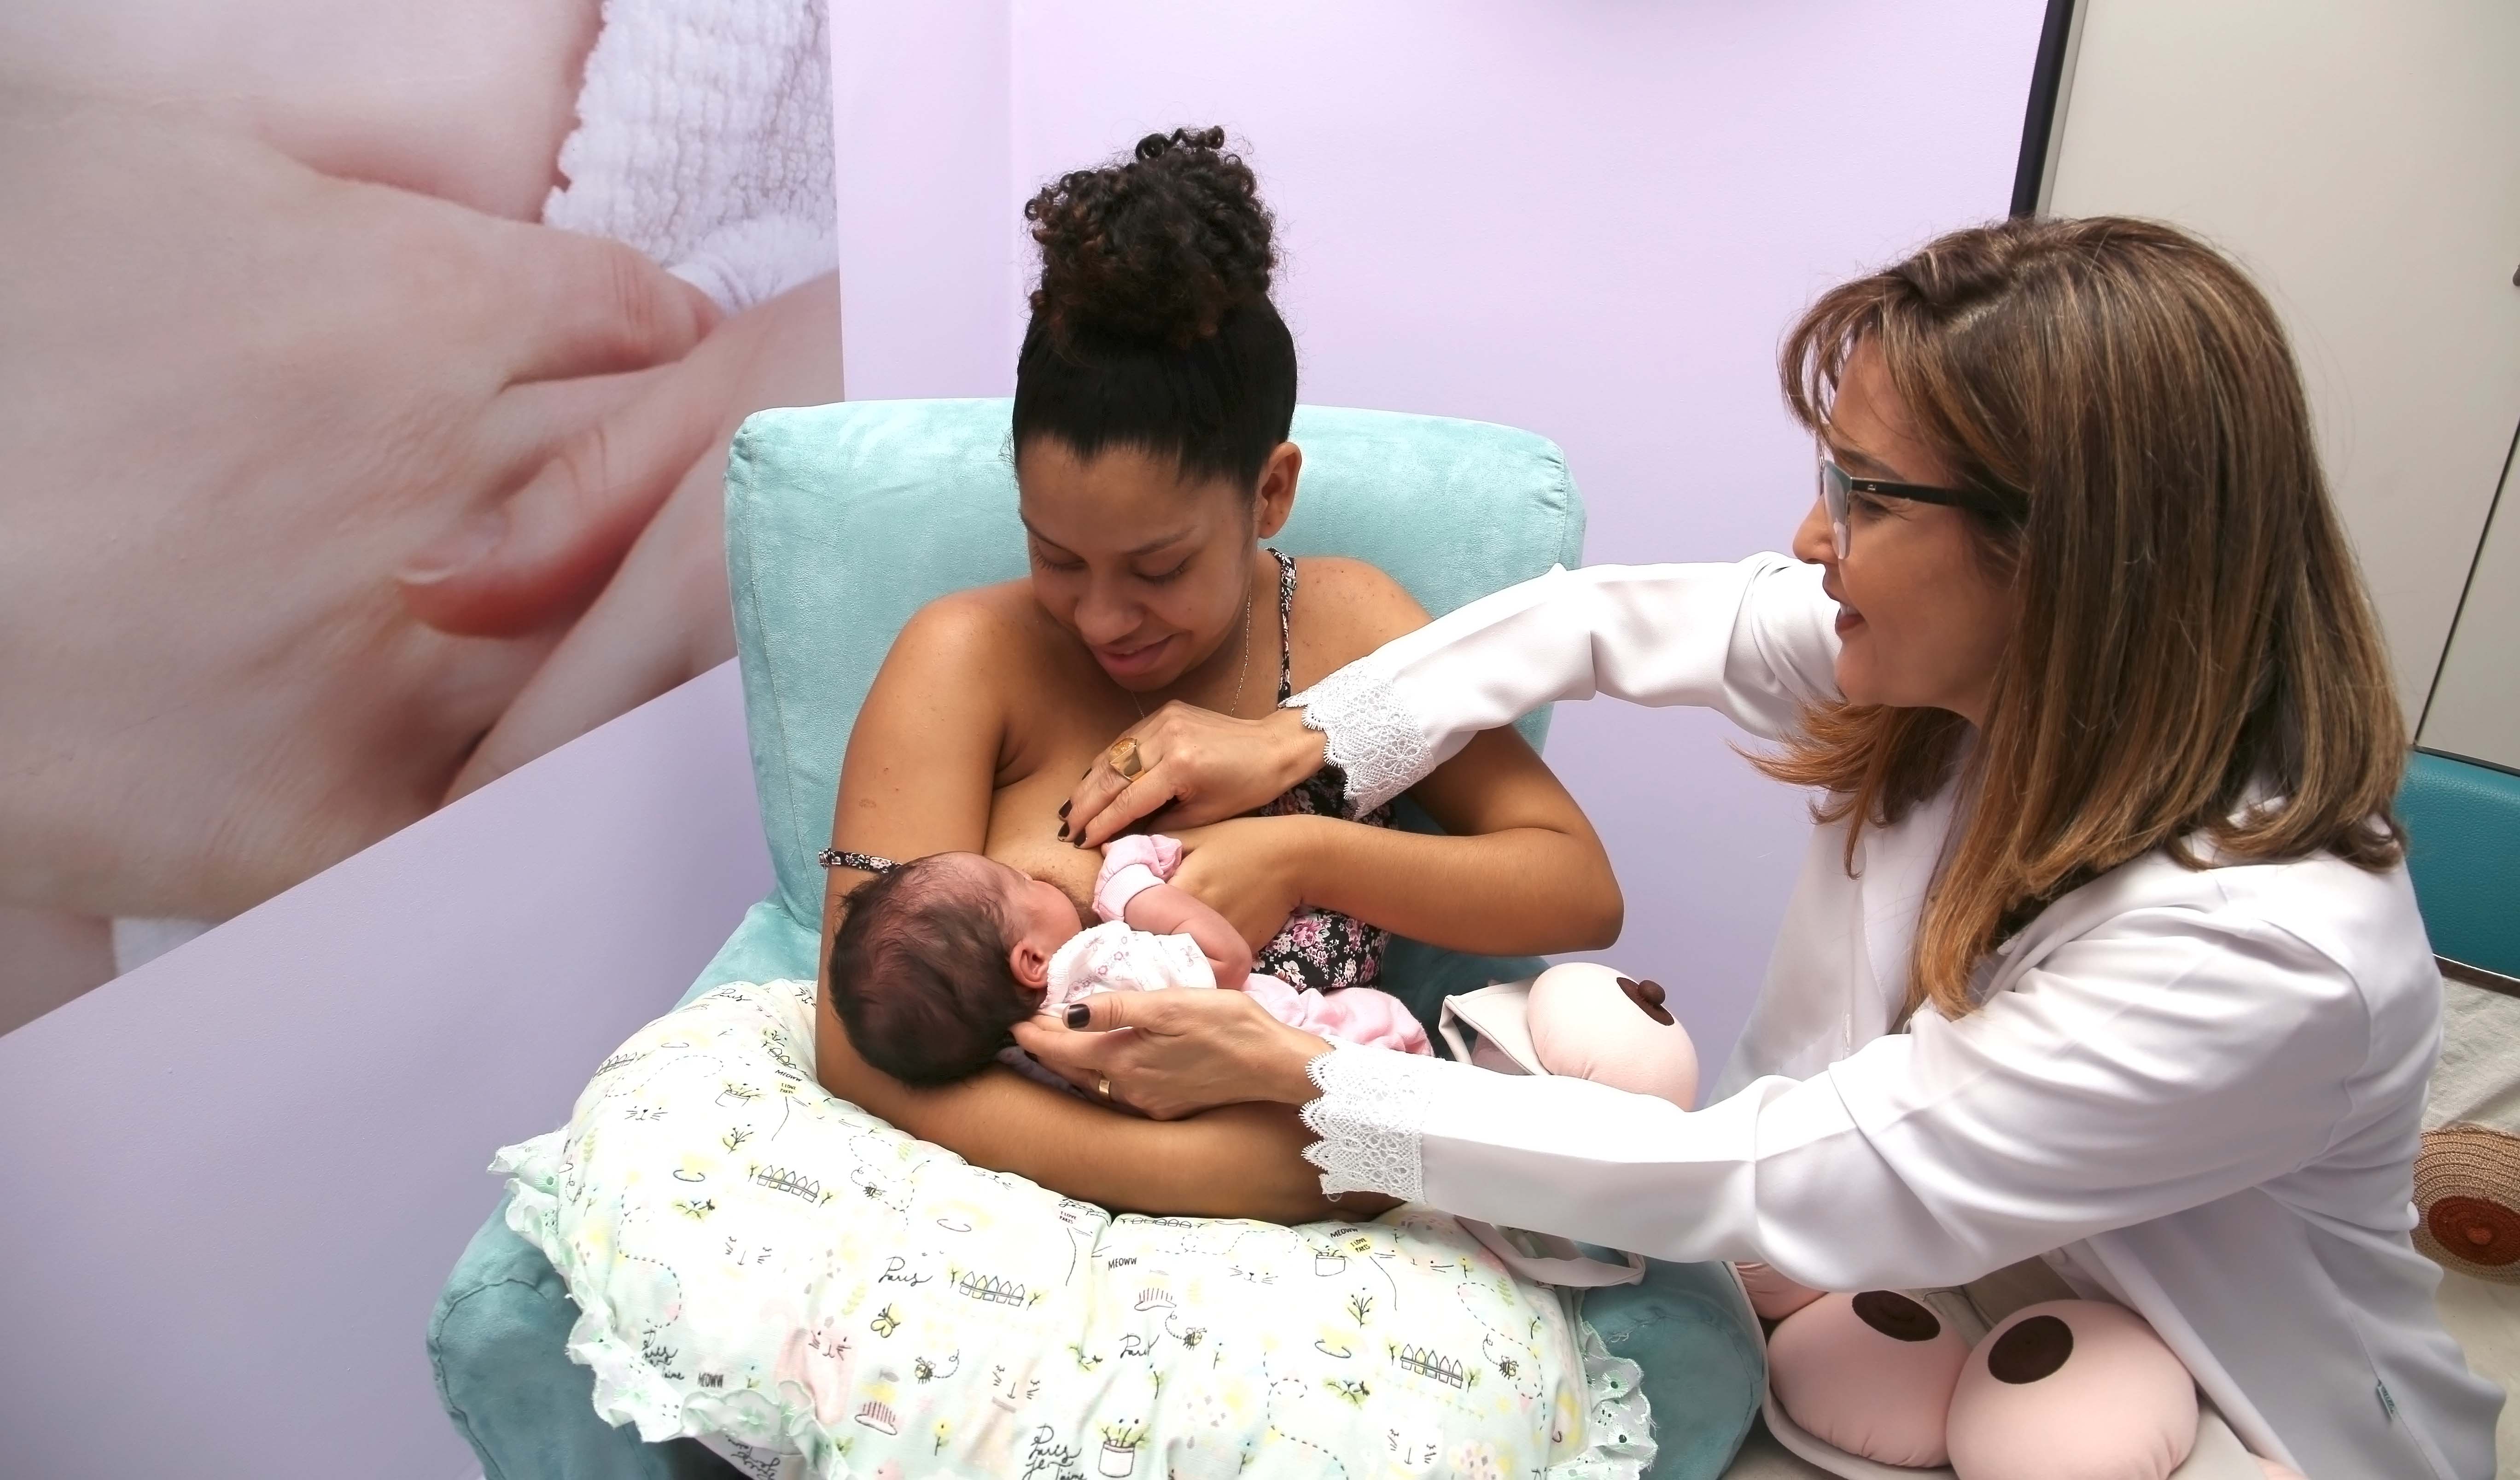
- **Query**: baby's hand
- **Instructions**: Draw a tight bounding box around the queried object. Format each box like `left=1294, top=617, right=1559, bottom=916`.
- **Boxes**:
left=1121, top=882, right=1254, bottom=987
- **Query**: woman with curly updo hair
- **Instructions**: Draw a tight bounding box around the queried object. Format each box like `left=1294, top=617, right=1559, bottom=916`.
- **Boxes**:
left=812, top=128, right=1761, bottom=1475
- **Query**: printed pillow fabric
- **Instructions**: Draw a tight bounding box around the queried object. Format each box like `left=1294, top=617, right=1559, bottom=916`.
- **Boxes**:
left=496, top=978, right=1656, bottom=1479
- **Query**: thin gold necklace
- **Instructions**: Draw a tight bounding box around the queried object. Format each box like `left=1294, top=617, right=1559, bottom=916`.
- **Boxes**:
left=1134, top=589, right=1253, bottom=720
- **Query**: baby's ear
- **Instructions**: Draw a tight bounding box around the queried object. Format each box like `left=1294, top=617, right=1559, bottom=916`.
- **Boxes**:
left=1009, top=941, right=1051, bottom=990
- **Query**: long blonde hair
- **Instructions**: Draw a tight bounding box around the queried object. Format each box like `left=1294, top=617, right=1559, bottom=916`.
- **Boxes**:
left=1758, top=216, right=2406, bottom=1019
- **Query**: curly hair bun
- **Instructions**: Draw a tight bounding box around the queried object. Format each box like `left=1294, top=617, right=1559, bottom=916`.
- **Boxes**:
left=1025, top=125, right=1276, bottom=348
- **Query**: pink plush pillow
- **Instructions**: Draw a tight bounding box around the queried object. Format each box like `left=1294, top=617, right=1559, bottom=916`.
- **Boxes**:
left=1525, top=962, right=1698, bottom=1107
left=1946, top=1300, right=2197, bottom=1480
left=1768, top=1292, right=1971, bottom=1468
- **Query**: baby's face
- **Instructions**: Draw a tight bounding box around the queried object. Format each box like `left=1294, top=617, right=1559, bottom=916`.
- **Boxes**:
left=975, top=856, right=1084, bottom=957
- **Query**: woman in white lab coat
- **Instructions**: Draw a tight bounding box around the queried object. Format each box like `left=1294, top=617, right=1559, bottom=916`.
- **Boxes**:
left=1022, top=216, right=2503, bottom=1478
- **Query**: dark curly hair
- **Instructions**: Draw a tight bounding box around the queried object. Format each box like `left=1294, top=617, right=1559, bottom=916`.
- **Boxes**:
left=1011, top=126, right=1297, bottom=491
left=826, top=855, right=1039, bottom=1086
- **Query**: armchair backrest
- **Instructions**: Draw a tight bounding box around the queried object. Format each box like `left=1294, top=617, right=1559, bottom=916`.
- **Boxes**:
left=724, top=398, right=1585, bottom=937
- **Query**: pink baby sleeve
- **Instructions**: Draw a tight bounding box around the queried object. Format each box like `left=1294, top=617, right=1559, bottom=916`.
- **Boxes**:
left=1092, top=833, right=1186, bottom=922
left=1240, top=974, right=1429, bottom=1055
left=1317, top=985, right=1431, bottom=1055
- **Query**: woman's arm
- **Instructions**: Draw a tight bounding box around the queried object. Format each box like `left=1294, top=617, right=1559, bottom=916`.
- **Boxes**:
left=812, top=596, right=1005, bottom=959
left=1297, top=555, right=1842, bottom=811
left=822, top=1009, right=1361, bottom=1222
left=1298, top=905, right=2370, bottom=1289
left=1155, top=559, right=1622, bottom=956
left=1345, top=719, right=1622, bottom=952
left=1066, top=554, right=1841, bottom=843
left=1168, top=728, right=1621, bottom=957
left=814, top=594, right=1361, bottom=1223
left=1034, top=894, right=2372, bottom=1288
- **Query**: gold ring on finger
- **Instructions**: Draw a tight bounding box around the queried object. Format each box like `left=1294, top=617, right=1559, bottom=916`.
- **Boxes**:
left=1107, top=737, right=1145, bottom=780
left=1097, top=1076, right=1113, bottom=1099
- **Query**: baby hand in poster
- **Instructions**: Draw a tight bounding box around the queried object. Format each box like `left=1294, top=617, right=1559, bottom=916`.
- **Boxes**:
left=405, top=272, right=846, bottom=798
left=0, top=87, right=715, bottom=919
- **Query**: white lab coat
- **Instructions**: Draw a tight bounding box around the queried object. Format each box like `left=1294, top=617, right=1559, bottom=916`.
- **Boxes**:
left=1290, top=554, right=2500, bottom=1480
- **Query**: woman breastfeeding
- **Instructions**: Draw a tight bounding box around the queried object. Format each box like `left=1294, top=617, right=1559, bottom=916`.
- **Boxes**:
left=812, top=128, right=1631, bottom=1220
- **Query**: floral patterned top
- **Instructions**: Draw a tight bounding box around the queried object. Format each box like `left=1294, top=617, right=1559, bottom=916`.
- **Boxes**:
left=1250, top=549, right=1396, bottom=996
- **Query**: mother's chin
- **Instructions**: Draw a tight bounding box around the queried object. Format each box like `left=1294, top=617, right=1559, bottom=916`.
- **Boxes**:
left=1091, top=631, right=1190, bottom=685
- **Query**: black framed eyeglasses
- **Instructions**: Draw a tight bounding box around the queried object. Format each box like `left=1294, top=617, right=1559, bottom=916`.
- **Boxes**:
left=1817, top=456, right=2023, bottom=560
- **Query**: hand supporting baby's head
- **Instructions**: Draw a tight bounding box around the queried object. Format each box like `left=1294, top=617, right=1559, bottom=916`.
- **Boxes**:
left=828, top=853, right=1085, bottom=1085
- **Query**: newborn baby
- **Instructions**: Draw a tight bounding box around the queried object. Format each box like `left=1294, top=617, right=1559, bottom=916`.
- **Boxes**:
left=828, top=836, right=1429, bottom=1091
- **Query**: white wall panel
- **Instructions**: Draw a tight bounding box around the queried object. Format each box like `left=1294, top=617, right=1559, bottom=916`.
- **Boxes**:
left=2045, top=0, right=2520, bottom=724
left=2423, top=431, right=2520, bottom=770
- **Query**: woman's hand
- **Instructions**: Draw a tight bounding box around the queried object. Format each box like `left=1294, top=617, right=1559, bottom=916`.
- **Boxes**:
left=1010, top=988, right=1328, bottom=1122
left=1161, top=816, right=1325, bottom=951
left=1062, top=702, right=1327, bottom=848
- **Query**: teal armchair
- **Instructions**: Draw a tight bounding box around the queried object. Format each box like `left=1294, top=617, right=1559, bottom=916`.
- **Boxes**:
left=428, top=398, right=1587, bottom=1479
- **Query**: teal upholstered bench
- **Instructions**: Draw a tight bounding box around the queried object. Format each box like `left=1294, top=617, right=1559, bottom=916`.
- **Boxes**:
left=2400, top=749, right=2520, bottom=986
left=429, top=399, right=1593, bottom=1478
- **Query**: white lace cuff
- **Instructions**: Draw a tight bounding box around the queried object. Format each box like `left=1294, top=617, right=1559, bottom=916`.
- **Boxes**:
left=1298, top=1041, right=1455, bottom=1201
left=1282, top=663, right=1438, bottom=812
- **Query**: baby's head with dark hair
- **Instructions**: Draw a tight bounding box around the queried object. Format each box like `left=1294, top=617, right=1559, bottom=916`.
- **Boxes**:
left=1012, top=125, right=1295, bottom=492
left=828, top=853, right=1079, bottom=1085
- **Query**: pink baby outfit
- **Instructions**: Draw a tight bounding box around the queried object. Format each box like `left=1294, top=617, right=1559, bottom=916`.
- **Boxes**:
left=1062, top=835, right=1430, bottom=1055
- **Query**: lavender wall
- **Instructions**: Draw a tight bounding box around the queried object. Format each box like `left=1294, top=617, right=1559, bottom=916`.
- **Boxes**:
left=0, top=13, right=2044, bottom=1475
left=0, top=662, right=770, bottom=1480
left=833, top=0, right=2048, bottom=1066
left=832, top=3, right=1014, bottom=401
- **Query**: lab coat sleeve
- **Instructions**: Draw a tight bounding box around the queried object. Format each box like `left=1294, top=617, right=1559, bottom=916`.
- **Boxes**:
left=1284, top=554, right=1841, bottom=810
left=1300, top=899, right=2371, bottom=1291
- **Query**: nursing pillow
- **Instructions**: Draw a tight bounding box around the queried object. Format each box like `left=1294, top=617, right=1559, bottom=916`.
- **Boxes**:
left=495, top=978, right=1656, bottom=1479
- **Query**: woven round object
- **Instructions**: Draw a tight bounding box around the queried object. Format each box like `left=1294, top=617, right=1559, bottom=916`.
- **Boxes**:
left=2413, top=1123, right=2520, bottom=1282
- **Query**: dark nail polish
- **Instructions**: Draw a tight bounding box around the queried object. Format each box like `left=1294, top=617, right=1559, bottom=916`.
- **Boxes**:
left=1065, top=1004, right=1090, bottom=1028
left=1056, top=823, right=1069, bottom=840
left=1058, top=801, right=1072, bottom=818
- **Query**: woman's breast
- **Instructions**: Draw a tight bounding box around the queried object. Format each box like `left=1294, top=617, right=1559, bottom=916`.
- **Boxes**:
left=985, top=817, right=1100, bottom=922
left=982, top=730, right=1131, bottom=918
left=984, top=716, right=1400, bottom=991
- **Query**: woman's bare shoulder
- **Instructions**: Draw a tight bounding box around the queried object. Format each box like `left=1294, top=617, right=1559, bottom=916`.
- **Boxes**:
left=1290, top=556, right=1434, bottom=676
left=887, top=580, right=1066, bottom=677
